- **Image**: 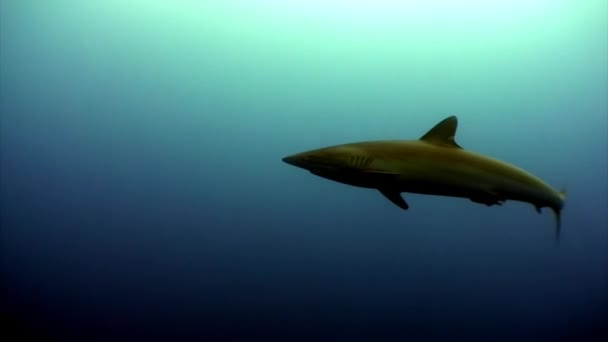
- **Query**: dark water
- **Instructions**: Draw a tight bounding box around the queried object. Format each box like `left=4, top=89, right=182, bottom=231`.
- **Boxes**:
left=2, top=1, right=607, bottom=341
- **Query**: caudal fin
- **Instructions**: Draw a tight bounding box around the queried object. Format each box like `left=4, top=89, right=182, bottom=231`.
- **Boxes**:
left=552, top=188, right=566, bottom=244
left=552, top=208, right=561, bottom=243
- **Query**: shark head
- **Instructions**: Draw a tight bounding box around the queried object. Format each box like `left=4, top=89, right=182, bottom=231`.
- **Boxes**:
left=282, top=145, right=387, bottom=189
left=282, top=116, right=464, bottom=185
left=282, top=146, right=357, bottom=172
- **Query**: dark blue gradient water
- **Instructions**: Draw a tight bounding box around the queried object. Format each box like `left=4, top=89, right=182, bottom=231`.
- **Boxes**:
left=2, top=1, right=607, bottom=341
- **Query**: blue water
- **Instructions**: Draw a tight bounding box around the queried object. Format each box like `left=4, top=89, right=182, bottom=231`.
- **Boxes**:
left=2, top=1, right=607, bottom=341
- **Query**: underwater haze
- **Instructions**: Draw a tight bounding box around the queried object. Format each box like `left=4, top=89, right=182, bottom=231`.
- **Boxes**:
left=1, top=0, right=607, bottom=340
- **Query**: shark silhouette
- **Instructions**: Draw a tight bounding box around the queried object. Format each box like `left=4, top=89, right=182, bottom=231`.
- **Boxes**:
left=282, top=116, right=565, bottom=241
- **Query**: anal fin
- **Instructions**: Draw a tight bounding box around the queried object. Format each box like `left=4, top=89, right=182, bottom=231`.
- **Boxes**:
left=379, top=189, right=409, bottom=210
left=469, top=191, right=505, bottom=206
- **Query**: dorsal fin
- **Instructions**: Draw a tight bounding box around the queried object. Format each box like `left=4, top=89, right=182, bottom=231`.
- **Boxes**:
left=419, top=116, right=462, bottom=148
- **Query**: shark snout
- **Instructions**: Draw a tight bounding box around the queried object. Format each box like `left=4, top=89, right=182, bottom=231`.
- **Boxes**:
left=282, top=149, right=347, bottom=170
left=282, top=155, right=294, bottom=165
left=282, top=154, right=304, bottom=168
left=282, top=152, right=322, bottom=170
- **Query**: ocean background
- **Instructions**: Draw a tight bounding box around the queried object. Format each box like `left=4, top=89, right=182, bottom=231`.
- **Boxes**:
left=1, top=1, right=607, bottom=341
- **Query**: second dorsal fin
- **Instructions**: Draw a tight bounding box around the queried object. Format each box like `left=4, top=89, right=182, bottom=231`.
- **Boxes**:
left=419, top=116, right=462, bottom=148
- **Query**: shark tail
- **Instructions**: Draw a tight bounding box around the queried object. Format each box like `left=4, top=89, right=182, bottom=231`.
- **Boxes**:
left=551, top=208, right=561, bottom=243
left=552, top=188, right=566, bottom=244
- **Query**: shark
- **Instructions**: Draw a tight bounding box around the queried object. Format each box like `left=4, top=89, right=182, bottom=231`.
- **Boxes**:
left=282, top=116, right=565, bottom=240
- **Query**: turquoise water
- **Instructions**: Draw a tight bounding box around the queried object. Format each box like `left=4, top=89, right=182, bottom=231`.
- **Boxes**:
left=2, top=1, right=607, bottom=340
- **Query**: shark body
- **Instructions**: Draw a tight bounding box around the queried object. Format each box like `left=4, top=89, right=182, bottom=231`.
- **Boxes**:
left=282, top=116, right=565, bottom=240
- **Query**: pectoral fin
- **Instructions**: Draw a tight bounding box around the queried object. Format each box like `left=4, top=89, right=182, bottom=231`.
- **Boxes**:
left=379, top=189, right=409, bottom=210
